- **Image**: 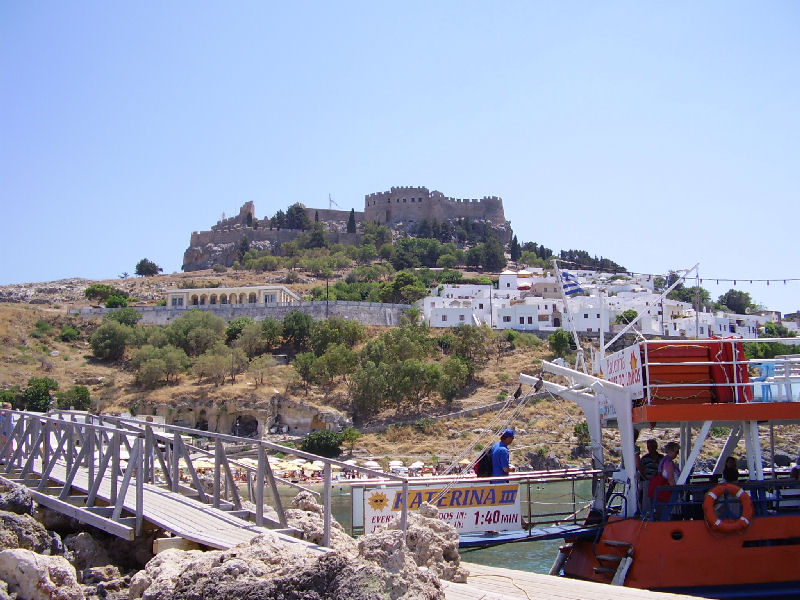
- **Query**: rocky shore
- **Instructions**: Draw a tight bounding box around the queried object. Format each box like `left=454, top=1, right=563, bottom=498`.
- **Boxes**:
left=0, top=482, right=466, bottom=600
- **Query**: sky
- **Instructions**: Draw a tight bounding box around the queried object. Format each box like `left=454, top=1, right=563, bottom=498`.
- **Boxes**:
left=1, top=2, right=798, bottom=314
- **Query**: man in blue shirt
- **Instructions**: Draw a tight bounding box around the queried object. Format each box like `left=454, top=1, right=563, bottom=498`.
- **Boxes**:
left=490, top=429, right=515, bottom=481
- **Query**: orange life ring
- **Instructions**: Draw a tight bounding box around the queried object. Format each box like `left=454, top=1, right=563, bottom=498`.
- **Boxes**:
left=703, top=483, right=753, bottom=533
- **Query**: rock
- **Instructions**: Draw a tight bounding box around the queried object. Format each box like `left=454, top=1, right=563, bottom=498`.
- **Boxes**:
left=64, top=532, right=112, bottom=570
left=0, top=580, right=11, bottom=600
left=0, top=548, right=83, bottom=600
left=528, top=452, right=564, bottom=470
left=0, top=510, right=63, bottom=555
left=130, top=530, right=442, bottom=600
left=290, top=490, right=325, bottom=515
left=386, top=503, right=468, bottom=583
left=81, top=564, right=121, bottom=584
left=0, top=483, right=34, bottom=515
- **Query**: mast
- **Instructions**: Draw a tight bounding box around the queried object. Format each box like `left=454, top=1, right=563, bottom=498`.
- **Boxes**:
left=553, top=259, right=586, bottom=373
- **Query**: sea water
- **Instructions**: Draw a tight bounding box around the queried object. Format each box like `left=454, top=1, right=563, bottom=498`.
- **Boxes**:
left=271, top=478, right=591, bottom=574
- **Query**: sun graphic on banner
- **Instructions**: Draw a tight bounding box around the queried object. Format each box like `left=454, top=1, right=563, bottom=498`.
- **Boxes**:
left=630, top=352, right=638, bottom=371
left=367, top=492, right=389, bottom=511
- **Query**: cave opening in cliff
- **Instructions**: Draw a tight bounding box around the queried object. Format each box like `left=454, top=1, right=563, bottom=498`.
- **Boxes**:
left=233, top=415, right=259, bottom=438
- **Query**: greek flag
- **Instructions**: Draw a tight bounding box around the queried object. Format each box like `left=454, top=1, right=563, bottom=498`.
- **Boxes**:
left=561, top=271, right=584, bottom=296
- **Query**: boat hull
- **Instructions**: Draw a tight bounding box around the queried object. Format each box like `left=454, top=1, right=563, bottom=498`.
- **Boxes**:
left=563, top=515, right=800, bottom=595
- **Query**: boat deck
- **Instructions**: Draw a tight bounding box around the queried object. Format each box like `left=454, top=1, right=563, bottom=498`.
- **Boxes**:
left=459, top=524, right=596, bottom=548
left=444, top=562, right=699, bottom=600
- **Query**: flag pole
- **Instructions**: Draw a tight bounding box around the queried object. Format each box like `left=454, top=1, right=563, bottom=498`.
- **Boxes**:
left=553, top=259, right=586, bottom=373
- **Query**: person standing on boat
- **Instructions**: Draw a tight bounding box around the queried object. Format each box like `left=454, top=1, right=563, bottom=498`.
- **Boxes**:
left=639, top=439, right=663, bottom=518
left=722, top=456, right=740, bottom=483
left=490, top=429, right=515, bottom=482
left=656, top=442, right=681, bottom=520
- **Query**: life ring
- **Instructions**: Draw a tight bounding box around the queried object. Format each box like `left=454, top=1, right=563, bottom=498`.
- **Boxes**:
left=703, top=483, right=753, bottom=533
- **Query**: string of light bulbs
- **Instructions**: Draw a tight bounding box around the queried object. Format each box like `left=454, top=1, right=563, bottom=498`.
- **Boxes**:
left=552, top=259, right=799, bottom=286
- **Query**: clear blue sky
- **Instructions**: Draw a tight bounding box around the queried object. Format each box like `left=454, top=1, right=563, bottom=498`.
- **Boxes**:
left=2, top=2, right=798, bottom=314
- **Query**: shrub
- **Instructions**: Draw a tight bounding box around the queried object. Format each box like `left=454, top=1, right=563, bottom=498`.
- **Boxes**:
left=106, top=307, right=142, bottom=326
left=299, top=430, right=343, bottom=458
left=55, top=385, right=91, bottom=410
left=22, top=377, right=58, bottom=412
left=105, top=295, right=129, bottom=308
left=212, top=264, right=227, bottom=273
left=90, top=321, right=132, bottom=361
left=59, top=326, right=80, bottom=342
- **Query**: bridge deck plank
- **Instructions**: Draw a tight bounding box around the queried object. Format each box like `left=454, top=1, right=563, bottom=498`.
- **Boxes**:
left=37, top=460, right=319, bottom=551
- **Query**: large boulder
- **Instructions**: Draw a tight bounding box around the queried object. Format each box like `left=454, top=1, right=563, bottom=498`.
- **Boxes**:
left=284, top=491, right=357, bottom=554
left=0, top=510, right=63, bottom=555
left=130, top=529, right=443, bottom=600
left=0, top=548, right=83, bottom=600
left=0, top=483, right=34, bottom=515
left=64, top=532, right=112, bottom=570
left=386, top=503, right=468, bottom=583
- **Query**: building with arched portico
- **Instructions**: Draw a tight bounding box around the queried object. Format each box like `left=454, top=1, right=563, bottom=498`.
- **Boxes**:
left=165, top=285, right=301, bottom=308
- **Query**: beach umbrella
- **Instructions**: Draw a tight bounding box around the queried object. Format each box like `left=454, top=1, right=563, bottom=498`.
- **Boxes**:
left=291, top=458, right=307, bottom=465
left=303, top=463, right=324, bottom=471
left=388, top=460, right=404, bottom=466
left=458, top=458, right=472, bottom=465
left=409, top=461, right=425, bottom=469
left=363, top=460, right=381, bottom=468
left=343, top=459, right=358, bottom=465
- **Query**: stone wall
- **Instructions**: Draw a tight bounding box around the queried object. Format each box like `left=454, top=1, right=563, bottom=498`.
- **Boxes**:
left=71, top=300, right=411, bottom=327
left=363, top=186, right=510, bottom=241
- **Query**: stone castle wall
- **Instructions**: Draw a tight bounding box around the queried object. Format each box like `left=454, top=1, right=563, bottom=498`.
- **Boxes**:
left=184, top=189, right=510, bottom=271
left=363, top=186, right=507, bottom=229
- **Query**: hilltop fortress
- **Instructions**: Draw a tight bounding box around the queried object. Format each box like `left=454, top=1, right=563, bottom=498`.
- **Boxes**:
left=182, top=187, right=511, bottom=271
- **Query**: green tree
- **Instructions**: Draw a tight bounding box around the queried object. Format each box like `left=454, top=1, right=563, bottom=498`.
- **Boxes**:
left=225, top=316, right=255, bottom=344
left=349, top=361, right=388, bottom=422
left=717, top=289, right=755, bottom=315
left=283, top=310, right=314, bottom=351
left=615, top=309, right=638, bottom=325
left=340, top=427, right=361, bottom=455
left=135, top=258, right=162, bottom=276
left=235, top=322, right=268, bottom=358
left=450, top=324, right=492, bottom=379
left=90, top=321, right=131, bottom=361
left=548, top=329, right=572, bottom=358
left=299, top=430, right=342, bottom=458
left=106, top=307, right=142, bottom=327
left=509, top=235, right=521, bottom=262
left=286, top=203, right=311, bottom=230
left=261, top=318, right=283, bottom=350
left=439, top=356, right=469, bottom=402
left=237, top=236, right=250, bottom=262
left=307, top=223, right=328, bottom=249
left=293, top=352, right=316, bottom=393
left=347, top=209, right=357, bottom=234
left=22, top=377, right=59, bottom=412
left=167, top=309, right=226, bottom=356
left=483, top=236, right=507, bottom=271
left=310, top=317, right=366, bottom=357
left=85, top=284, right=128, bottom=303
left=248, top=355, right=276, bottom=386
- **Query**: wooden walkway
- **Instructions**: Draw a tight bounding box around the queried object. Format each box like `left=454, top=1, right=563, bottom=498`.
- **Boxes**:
left=444, top=563, right=698, bottom=600
left=19, top=459, right=321, bottom=552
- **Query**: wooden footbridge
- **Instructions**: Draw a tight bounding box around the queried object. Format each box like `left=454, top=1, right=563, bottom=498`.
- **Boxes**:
left=0, top=410, right=408, bottom=551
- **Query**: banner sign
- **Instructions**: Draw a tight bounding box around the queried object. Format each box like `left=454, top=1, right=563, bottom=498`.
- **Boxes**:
left=363, top=482, right=521, bottom=533
left=596, top=343, right=644, bottom=425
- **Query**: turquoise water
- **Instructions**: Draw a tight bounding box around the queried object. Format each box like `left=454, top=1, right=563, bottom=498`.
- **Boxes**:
left=271, top=478, right=591, bottom=574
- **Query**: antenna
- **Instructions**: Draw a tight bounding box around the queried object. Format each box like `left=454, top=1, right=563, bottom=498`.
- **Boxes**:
left=328, top=194, right=341, bottom=210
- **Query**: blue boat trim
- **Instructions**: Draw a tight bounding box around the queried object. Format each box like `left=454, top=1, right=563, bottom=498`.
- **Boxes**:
left=657, top=580, right=800, bottom=599
left=459, top=524, right=598, bottom=548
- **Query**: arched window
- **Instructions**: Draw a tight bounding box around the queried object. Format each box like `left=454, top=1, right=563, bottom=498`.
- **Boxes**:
left=191, top=295, right=199, bottom=306
left=248, top=293, right=257, bottom=303
left=209, top=295, right=217, bottom=305
left=199, top=295, right=207, bottom=305
left=220, top=294, right=228, bottom=304
left=239, top=293, right=246, bottom=304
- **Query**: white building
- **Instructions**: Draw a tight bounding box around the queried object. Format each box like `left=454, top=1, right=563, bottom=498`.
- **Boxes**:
left=418, top=269, right=772, bottom=340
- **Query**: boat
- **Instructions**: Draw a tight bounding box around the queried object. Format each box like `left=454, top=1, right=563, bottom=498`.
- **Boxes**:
left=530, top=338, right=800, bottom=598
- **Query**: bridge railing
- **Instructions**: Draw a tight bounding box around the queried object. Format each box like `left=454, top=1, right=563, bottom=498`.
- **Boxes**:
left=2, top=410, right=408, bottom=547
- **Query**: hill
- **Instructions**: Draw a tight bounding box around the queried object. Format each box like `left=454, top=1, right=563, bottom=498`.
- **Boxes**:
left=1, top=272, right=798, bottom=473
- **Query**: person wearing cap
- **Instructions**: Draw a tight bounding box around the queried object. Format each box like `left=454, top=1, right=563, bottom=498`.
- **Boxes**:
left=490, top=429, right=515, bottom=482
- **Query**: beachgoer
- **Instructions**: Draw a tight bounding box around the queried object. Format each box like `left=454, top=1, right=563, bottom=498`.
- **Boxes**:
left=722, top=456, right=740, bottom=483
left=639, top=439, right=663, bottom=518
